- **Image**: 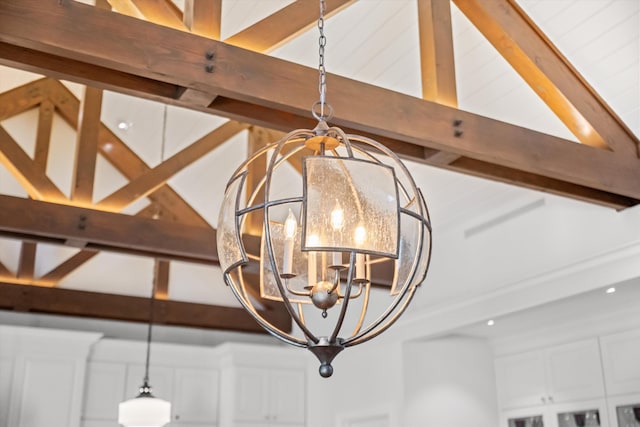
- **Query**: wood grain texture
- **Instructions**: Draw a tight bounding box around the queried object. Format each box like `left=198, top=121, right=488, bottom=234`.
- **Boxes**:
left=417, top=0, right=457, bottom=107
left=183, top=0, right=220, bottom=39
left=0, top=77, right=50, bottom=121
left=0, top=195, right=218, bottom=264
left=452, top=0, right=639, bottom=155
left=33, top=99, right=54, bottom=170
left=0, top=281, right=291, bottom=333
left=71, top=86, right=103, bottom=205
left=0, top=0, right=638, bottom=206
left=17, top=242, right=37, bottom=281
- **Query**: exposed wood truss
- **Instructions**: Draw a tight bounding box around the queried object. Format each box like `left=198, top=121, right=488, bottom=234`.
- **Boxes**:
left=0, top=0, right=638, bottom=332
left=0, top=0, right=637, bottom=208
left=0, top=78, right=287, bottom=333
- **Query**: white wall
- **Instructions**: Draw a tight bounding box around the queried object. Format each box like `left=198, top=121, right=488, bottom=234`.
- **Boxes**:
left=402, top=336, right=499, bottom=427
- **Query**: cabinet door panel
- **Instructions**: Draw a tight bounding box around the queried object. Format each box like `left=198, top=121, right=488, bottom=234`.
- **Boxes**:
left=545, top=339, right=604, bottom=403
left=495, top=351, right=547, bottom=409
left=172, top=368, right=219, bottom=423
left=124, top=364, right=173, bottom=401
left=233, top=368, right=270, bottom=422
left=9, top=358, right=77, bottom=427
left=83, top=362, right=126, bottom=420
left=270, top=369, right=306, bottom=424
left=0, top=359, right=12, bottom=427
left=600, top=330, right=640, bottom=395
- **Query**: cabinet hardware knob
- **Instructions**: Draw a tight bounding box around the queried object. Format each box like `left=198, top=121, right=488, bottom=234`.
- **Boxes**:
left=548, top=396, right=554, bottom=402
left=541, top=397, right=546, bottom=403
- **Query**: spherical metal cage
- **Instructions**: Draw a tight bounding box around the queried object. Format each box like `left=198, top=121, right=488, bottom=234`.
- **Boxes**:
left=217, top=122, right=432, bottom=377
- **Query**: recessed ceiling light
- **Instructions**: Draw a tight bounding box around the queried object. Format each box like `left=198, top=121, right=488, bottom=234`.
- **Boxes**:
left=117, top=120, right=132, bottom=131
left=606, top=287, right=616, bottom=294
left=487, top=319, right=495, bottom=326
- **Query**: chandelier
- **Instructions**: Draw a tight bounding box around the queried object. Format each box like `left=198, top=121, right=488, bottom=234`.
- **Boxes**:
left=217, top=0, right=432, bottom=377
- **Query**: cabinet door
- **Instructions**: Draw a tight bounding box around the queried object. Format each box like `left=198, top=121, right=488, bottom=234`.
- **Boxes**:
left=232, top=368, right=270, bottom=423
left=172, top=368, right=219, bottom=424
left=269, top=369, right=306, bottom=425
left=500, top=406, right=550, bottom=427
left=83, top=362, right=126, bottom=420
left=549, top=399, right=609, bottom=427
left=124, top=364, right=174, bottom=401
left=600, top=330, right=640, bottom=396
left=545, top=339, right=605, bottom=403
left=496, top=351, right=548, bottom=409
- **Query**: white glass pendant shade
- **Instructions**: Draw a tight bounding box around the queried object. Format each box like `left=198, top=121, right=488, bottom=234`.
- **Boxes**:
left=218, top=122, right=432, bottom=378
left=118, top=394, right=171, bottom=427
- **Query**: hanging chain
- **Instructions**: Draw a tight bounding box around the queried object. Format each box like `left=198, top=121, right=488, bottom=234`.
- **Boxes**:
left=318, top=0, right=327, bottom=117
left=313, top=0, right=332, bottom=121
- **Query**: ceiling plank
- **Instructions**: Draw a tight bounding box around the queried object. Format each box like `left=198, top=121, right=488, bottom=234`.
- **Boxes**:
left=129, top=0, right=187, bottom=31
left=452, top=0, right=639, bottom=155
left=0, top=194, right=218, bottom=264
left=0, top=281, right=291, bottom=333
left=71, top=86, right=103, bottom=205
left=224, top=0, right=357, bottom=53
left=0, top=125, right=68, bottom=203
left=153, top=259, right=170, bottom=300
left=33, top=99, right=54, bottom=169
left=49, top=80, right=210, bottom=227
left=417, top=0, right=457, bottom=107
left=183, top=0, right=220, bottom=39
left=17, top=242, right=36, bottom=281
left=96, top=120, right=248, bottom=211
left=1, top=1, right=638, bottom=206
left=0, top=77, right=50, bottom=121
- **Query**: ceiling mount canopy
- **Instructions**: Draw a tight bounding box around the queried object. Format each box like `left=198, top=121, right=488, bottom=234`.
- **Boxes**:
left=217, top=0, right=432, bottom=377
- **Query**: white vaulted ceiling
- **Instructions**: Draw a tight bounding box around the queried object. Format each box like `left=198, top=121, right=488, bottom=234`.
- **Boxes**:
left=0, top=0, right=638, bottom=341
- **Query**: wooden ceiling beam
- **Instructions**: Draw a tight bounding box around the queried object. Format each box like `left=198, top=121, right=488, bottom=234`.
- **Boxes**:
left=417, top=0, right=457, bottom=107
left=96, top=120, right=248, bottom=211
left=153, top=259, right=170, bottom=300
left=17, top=242, right=37, bottom=281
left=0, top=281, right=291, bottom=333
left=0, top=125, right=68, bottom=203
left=0, top=260, right=12, bottom=278
left=129, top=0, right=186, bottom=31
left=0, top=77, right=50, bottom=121
left=1, top=0, right=638, bottom=207
left=183, top=0, right=221, bottom=39
left=39, top=250, right=98, bottom=286
left=33, top=99, right=54, bottom=169
left=48, top=79, right=210, bottom=227
left=452, top=0, right=639, bottom=155
left=224, top=0, right=357, bottom=53
left=0, top=194, right=218, bottom=264
left=71, top=86, right=103, bottom=205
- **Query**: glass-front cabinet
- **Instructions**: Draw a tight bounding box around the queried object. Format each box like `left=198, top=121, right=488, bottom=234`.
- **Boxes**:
left=607, top=394, right=640, bottom=427
left=502, top=400, right=610, bottom=427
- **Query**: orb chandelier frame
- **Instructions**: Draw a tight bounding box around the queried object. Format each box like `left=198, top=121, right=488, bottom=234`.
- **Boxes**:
left=217, top=0, right=432, bottom=377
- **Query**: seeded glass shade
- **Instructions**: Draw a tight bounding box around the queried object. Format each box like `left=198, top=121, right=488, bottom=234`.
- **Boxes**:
left=118, top=395, right=171, bottom=427
left=217, top=123, right=432, bottom=377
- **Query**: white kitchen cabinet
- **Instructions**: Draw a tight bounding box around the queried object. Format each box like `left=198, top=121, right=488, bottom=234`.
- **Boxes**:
left=82, top=339, right=220, bottom=427
left=219, top=343, right=306, bottom=427
left=496, top=339, right=605, bottom=409
left=600, top=329, right=640, bottom=396
left=82, top=362, right=127, bottom=420
left=0, top=326, right=101, bottom=427
left=172, top=367, right=220, bottom=424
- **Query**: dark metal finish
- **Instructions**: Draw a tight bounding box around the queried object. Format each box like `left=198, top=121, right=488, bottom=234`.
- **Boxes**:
left=308, top=337, right=345, bottom=378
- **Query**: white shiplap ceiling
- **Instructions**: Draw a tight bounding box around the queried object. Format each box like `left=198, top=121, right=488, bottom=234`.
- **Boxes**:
left=0, top=0, right=638, bottom=340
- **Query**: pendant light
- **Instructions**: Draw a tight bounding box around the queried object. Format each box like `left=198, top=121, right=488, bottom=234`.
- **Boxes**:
left=119, top=113, right=172, bottom=426
left=118, top=283, right=171, bottom=426
left=217, top=0, right=432, bottom=377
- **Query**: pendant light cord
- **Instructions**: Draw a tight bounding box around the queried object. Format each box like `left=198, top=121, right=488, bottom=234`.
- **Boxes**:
left=143, top=285, right=155, bottom=385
